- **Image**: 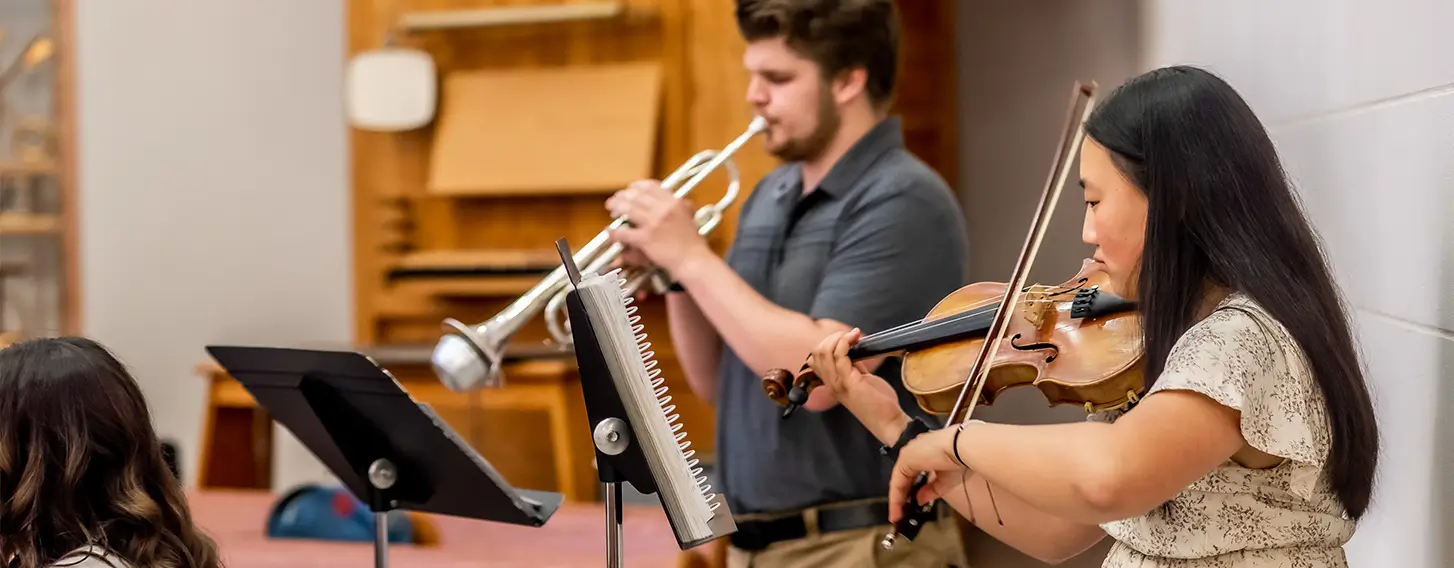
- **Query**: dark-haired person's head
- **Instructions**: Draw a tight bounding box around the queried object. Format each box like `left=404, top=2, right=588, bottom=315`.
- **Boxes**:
left=0, top=337, right=221, bottom=568
left=1078, top=65, right=1378, bottom=521
left=736, top=0, right=898, bottom=162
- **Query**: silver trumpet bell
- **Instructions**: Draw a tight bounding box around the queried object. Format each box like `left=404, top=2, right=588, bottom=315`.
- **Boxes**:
left=431, top=116, right=769, bottom=392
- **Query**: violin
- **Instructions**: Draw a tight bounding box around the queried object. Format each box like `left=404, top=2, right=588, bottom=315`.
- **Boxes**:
left=759, top=82, right=1148, bottom=550
left=760, top=259, right=1144, bottom=418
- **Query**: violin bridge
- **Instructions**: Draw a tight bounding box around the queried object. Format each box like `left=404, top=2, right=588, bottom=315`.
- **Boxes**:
left=1021, top=289, right=1053, bottom=329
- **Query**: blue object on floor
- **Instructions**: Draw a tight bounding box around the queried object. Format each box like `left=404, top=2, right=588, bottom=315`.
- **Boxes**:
left=265, top=484, right=414, bottom=544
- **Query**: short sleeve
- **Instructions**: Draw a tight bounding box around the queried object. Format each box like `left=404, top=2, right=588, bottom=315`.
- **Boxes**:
left=808, top=188, right=968, bottom=335
left=1147, top=303, right=1331, bottom=469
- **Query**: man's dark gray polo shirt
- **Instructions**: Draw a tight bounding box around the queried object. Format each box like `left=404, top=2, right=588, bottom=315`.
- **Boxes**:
left=714, top=116, right=970, bottom=515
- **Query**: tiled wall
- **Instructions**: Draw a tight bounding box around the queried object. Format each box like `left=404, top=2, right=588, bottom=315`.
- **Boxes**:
left=1146, top=1, right=1454, bottom=566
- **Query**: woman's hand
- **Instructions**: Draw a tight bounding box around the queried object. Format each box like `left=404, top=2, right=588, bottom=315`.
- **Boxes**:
left=806, top=328, right=910, bottom=445
left=888, top=426, right=971, bottom=523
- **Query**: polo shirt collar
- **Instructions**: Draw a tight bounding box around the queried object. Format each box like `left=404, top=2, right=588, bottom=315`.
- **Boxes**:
left=775, top=116, right=906, bottom=200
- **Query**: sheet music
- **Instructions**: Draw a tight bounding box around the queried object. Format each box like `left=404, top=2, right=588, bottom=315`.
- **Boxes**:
left=577, top=268, right=718, bottom=543
left=416, top=403, right=543, bottom=513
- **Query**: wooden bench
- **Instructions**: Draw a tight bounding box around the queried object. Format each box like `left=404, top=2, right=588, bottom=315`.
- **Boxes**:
left=195, top=343, right=600, bottom=502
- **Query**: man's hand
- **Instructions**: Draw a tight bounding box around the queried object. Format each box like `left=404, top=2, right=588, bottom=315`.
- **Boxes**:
left=611, top=245, right=656, bottom=303
left=605, top=180, right=712, bottom=274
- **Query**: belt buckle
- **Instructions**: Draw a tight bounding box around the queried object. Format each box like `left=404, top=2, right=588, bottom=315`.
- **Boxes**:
left=802, top=507, right=821, bottom=537
left=729, top=517, right=772, bottom=551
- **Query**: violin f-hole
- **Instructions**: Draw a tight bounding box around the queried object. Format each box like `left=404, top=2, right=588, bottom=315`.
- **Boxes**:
left=1009, top=333, right=1059, bottom=363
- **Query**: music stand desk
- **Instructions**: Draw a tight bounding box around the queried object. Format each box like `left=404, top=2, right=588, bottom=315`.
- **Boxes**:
left=205, top=345, right=562, bottom=568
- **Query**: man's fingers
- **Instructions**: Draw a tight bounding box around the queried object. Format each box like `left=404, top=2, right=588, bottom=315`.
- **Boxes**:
left=626, top=179, right=662, bottom=193
left=609, top=227, right=644, bottom=247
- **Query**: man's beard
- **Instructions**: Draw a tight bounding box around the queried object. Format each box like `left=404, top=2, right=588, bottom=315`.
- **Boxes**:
left=767, top=87, right=840, bottom=163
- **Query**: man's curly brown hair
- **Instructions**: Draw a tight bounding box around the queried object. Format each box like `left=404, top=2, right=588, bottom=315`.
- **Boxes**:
left=736, top=0, right=901, bottom=107
left=0, top=337, right=221, bottom=568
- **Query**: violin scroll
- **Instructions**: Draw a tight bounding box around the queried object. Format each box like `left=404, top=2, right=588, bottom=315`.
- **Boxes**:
left=760, top=367, right=822, bottom=418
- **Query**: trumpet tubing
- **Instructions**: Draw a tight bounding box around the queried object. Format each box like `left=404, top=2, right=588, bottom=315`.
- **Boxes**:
left=431, top=117, right=769, bottom=392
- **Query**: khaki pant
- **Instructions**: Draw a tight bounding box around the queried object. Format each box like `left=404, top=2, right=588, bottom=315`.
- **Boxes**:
left=726, top=515, right=967, bottom=568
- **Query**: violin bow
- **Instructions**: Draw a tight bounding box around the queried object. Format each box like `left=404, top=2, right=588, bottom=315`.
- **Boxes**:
left=888, top=81, right=1099, bottom=547
left=947, top=83, right=1099, bottom=425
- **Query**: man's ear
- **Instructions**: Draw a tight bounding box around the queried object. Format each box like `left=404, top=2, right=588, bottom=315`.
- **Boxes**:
left=831, top=67, right=868, bottom=105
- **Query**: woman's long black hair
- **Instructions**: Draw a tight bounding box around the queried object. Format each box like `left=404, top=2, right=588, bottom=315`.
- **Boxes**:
left=1082, top=66, right=1379, bottom=519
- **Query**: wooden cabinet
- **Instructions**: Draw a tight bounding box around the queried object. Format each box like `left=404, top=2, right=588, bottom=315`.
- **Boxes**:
left=0, top=0, right=79, bottom=345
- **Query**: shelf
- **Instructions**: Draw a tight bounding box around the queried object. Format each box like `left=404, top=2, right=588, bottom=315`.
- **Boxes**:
left=397, top=2, right=628, bottom=32
left=389, top=249, right=563, bottom=278
left=389, top=275, right=545, bottom=298
left=0, top=162, right=59, bottom=176
left=0, top=213, right=61, bottom=235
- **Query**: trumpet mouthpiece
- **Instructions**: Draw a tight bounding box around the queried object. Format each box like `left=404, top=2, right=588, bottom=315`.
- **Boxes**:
left=748, top=115, right=769, bottom=133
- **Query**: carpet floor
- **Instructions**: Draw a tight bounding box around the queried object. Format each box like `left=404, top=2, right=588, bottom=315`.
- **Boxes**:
left=190, top=490, right=687, bottom=567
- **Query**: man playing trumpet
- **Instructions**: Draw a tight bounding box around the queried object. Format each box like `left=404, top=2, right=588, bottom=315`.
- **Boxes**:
left=606, top=1, right=972, bottom=566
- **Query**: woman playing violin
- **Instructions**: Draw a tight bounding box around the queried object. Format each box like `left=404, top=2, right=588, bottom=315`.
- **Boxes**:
left=803, top=65, right=1379, bottom=567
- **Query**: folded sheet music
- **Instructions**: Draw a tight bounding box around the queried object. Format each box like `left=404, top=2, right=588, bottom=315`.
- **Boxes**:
left=576, top=268, right=719, bottom=543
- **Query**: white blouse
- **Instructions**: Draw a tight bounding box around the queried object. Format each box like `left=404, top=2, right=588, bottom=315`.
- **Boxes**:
left=1089, top=294, right=1354, bottom=567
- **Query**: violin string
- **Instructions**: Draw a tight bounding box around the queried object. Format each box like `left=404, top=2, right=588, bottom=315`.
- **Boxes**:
left=865, top=281, right=1081, bottom=346
left=865, top=298, right=1066, bottom=346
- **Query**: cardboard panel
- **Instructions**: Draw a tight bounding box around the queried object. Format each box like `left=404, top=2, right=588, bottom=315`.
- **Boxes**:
left=428, top=61, right=662, bottom=196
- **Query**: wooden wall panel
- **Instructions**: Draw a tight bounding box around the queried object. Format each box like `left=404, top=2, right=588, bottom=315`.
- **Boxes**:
left=894, top=0, right=959, bottom=184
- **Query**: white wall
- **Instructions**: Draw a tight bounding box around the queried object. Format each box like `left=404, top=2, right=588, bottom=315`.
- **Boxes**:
left=75, top=0, right=350, bottom=490
left=1145, top=1, right=1454, bottom=566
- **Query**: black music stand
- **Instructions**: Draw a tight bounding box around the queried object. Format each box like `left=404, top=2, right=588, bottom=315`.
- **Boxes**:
left=553, top=239, right=736, bottom=567
left=204, top=345, right=563, bottom=568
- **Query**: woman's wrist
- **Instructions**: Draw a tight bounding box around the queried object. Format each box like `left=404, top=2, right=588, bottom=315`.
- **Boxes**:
left=951, top=419, right=985, bottom=468
left=871, top=413, right=913, bottom=447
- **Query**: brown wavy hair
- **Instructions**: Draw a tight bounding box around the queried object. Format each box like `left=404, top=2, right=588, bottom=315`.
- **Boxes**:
left=0, top=337, right=221, bottom=568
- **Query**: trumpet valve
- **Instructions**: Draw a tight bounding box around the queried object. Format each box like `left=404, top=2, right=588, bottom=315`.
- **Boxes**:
left=646, top=270, right=674, bottom=295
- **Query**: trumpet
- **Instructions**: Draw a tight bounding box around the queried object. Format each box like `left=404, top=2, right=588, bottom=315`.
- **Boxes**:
left=431, top=116, right=770, bottom=392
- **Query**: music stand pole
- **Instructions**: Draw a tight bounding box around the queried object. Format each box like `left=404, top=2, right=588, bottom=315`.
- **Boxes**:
left=367, top=459, right=397, bottom=568
left=605, top=481, right=623, bottom=567
left=592, top=415, right=633, bottom=568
